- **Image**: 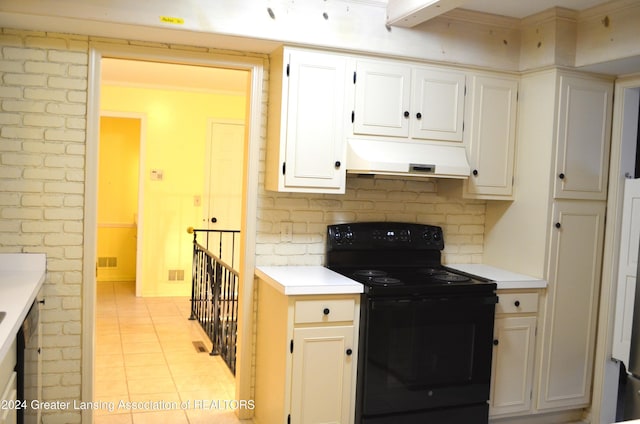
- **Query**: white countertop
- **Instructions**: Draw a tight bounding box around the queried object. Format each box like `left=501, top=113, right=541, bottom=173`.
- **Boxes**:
left=446, top=264, right=547, bottom=290
left=0, top=253, right=46, bottom=360
left=255, top=266, right=364, bottom=296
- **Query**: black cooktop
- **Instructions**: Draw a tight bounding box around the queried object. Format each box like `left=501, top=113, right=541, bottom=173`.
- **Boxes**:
left=326, top=222, right=496, bottom=296
left=331, top=265, right=494, bottom=296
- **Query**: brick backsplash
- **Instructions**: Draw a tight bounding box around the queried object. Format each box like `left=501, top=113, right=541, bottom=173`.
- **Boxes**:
left=256, top=176, right=486, bottom=266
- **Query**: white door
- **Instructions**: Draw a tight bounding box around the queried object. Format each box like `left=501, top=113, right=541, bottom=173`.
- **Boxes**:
left=612, top=178, right=640, bottom=365
left=203, top=120, right=244, bottom=264
left=204, top=120, right=244, bottom=230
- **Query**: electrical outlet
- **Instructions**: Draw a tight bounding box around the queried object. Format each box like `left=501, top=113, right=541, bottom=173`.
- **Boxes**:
left=281, top=221, right=293, bottom=242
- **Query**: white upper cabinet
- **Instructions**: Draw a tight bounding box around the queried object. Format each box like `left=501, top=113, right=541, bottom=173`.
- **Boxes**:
left=410, top=68, right=466, bottom=141
left=554, top=74, right=613, bottom=200
left=353, top=60, right=411, bottom=138
left=463, top=74, right=518, bottom=199
left=266, top=47, right=349, bottom=193
left=353, top=59, right=466, bottom=142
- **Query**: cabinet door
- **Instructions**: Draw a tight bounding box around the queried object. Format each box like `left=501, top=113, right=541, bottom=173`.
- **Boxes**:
left=537, top=200, right=606, bottom=411
left=490, top=316, right=536, bottom=417
left=410, top=68, right=465, bottom=142
left=353, top=60, right=411, bottom=137
left=284, top=50, right=347, bottom=192
left=0, top=372, right=17, bottom=424
left=463, top=74, right=518, bottom=199
left=291, top=325, right=355, bottom=424
left=554, top=75, right=613, bottom=200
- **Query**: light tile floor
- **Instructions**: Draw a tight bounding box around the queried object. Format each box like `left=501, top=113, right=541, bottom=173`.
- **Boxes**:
left=94, top=281, right=246, bottom=423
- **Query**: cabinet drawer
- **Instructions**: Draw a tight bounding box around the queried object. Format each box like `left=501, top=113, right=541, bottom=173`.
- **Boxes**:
left=294, top=299, right=355, bottom=324
left=496, top=293, right=538, bottom=314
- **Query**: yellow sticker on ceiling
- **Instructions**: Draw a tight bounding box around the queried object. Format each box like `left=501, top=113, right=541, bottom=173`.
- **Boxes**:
left=160, top=16, right=185, bottom=25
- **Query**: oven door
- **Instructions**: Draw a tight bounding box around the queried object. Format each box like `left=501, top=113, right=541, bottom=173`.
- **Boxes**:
left=359, top=292, right=497, bottom=419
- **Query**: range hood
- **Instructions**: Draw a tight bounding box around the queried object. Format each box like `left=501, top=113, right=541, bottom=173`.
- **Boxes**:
left=346, top=138, right=471, bottom=179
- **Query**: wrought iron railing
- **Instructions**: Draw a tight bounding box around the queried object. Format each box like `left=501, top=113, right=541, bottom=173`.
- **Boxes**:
left=188, top=227, right=240, bottom=374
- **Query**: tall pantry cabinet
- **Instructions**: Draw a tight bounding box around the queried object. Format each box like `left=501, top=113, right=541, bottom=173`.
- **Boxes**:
left=483, top=68, right=613, bottom=416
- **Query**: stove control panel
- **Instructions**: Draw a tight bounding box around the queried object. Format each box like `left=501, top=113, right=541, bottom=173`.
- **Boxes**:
left=327, top=222, right=444, bottom=250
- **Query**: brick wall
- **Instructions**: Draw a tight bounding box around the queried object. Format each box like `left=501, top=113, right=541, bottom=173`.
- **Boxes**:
left=256, top=177, right=485, bottom=266
left=1, top=27, right=486, bottom=422
left=0, top=28, right=88, bottom=423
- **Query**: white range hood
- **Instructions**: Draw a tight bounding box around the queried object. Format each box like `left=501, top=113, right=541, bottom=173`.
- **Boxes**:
left=346, top=138, right=471, bottom=179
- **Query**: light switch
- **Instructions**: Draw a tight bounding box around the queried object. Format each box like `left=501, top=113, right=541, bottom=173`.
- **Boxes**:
left=150, top=169, right=164, bottom=181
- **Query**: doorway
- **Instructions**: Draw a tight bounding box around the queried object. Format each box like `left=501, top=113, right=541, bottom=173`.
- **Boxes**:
left=96, top=115, right=142, bottom=287
left=83, top=45, right=262, bottom=421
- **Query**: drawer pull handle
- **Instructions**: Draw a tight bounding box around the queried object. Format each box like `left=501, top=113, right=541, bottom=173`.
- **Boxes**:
left=346, top=348, right=353, bottom=356
left=323, top=308, right=330, bottom=315
left=514, top=300, right=521, bottom=307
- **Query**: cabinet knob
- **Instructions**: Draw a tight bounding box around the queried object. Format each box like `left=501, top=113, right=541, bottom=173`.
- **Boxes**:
left=416, top=112, right=422, bottom=120
left=472, top=169, right=479, bottom=176
left=323, top=308, right=330, bottom=315
left=514, top=300, right=521, bottom=307
left=211, top=217, right=217, bottom=223
left=559, top=173, right=565, bottom=180
left=403, top=111, right=410, bottom=118
left=555, top=222, right=561, bottom=229
left=334, top=161, right=341, bottom=168
left=346, top=348, right=353, bottom=356
left=493, top=339, right=499, bottom=346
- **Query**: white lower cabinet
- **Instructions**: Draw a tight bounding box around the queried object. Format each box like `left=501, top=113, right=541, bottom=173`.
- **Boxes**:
left=536, top=200, right=605, bottom=411
left=0, top=338, right=17, bottom=424
left=254, top=280, right=360, bottom=424
left=490, top=292, right=538, bottom=418
left=291, top=325, right=355, bottom=423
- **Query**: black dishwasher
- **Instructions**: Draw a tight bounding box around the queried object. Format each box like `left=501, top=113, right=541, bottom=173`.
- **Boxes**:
left=16, top=298, right=41, bottom=424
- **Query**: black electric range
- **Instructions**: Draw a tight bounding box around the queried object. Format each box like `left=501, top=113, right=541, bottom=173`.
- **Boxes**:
left=326, top=222, right=497, bottom=424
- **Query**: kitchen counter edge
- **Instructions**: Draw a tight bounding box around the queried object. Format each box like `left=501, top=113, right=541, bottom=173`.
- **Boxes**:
left=446, top=264, right=548, bottom=290
left=0, top=253, right=46, bottom=361
left=255, top=265, right=364, bottom=296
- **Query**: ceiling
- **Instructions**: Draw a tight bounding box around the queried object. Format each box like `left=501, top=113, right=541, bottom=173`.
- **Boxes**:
left=101, top=58, right=249, bottom=95
left=458, top=0, right=612, bottom=18
left=100, top=0, right=620, bottom=90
